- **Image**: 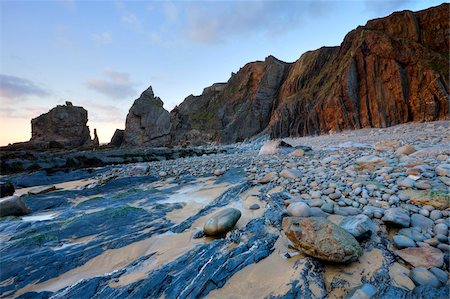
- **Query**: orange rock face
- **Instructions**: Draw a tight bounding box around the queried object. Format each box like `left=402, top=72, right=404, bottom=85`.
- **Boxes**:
left=269, top=3, right=449, bottom=137
left=170, top=4, right=448, bottom=144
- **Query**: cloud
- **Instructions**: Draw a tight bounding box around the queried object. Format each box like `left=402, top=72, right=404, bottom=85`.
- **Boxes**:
left=183, top=1, right=331, bottom=44
left=91, top=31, right=113, bottom=47
left=148, top=31, right=161, bottom=44
left=0, top=74, right=50, bottom=101
left=86, top=70, right=137, bottom=100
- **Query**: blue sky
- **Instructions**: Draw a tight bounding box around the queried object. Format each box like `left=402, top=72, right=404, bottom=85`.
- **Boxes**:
left=0, top=0, right=444, bottom=145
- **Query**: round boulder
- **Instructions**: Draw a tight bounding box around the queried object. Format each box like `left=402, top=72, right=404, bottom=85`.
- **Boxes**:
left=282, top=216, right=362, bottom=263
left=203, top=208, right=241, bottom=236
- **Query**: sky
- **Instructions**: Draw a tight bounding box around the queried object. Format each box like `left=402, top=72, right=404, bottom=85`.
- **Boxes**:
left=0, top=0, right=444, bottom=145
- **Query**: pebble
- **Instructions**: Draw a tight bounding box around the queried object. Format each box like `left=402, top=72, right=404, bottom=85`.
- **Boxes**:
left=409, top=268, right=441, bottom=288
left=429, top=210, right=443, bottom=221
left=249, top=204, right=260, bottom=210
left=321, top=202, right=334, bottom=214
left=382, top=208, right=410, bottom=227
left=397, top=177, right=415, bottom=188
left=415, top=181, right=431, bottom=190
left=340, top=214, right=375, bottom=240
left=435, top=164, right=450, bottom=177
left=345, top=283, right=378, bottom=299
left=410, top=214, right=434, bottom=230
left=287, top=202, right=311, bottom=217
left=434, top=223, right=448, bottom=236
left=429, top=267, right=448, bottom=284
left=393, top=235, right=416, bottom=249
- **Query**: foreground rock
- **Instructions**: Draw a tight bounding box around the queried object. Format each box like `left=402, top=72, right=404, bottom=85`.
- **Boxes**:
left=0, top=195, right=31, bottom=217
left=283, top=216, right=362, bottom=263
left=122, top=86, right=171, bottom=147
left=396, top=247, right=444, bottom=268
left=203, top=208, right=242, bottom=236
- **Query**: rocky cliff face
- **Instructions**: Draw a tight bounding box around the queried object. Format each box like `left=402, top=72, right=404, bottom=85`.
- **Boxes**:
left=269, top=3, right=449, bottom=137
left=122, top=86, right=171, bottom=147
left=170, top=56, right=290, bottom=144
left=123, top=4, right=448, bottom=147
left=30, top=103, right=93, bottom=148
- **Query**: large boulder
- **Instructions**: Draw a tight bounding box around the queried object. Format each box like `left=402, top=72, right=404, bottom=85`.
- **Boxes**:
left=282, top=216, right=362, bottom=263
left=0, top=195, right=31, bottom=217
left=203, top=208, right=241, bottom=236
left=30, top=103, right=93, bottom=148
left=123, top=86, right=171, bottom=147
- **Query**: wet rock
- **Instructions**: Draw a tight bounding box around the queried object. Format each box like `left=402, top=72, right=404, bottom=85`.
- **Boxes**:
left=393, top=235, right=416, bottom=249
left=345, top=283, right=377, bottom=299
left=410, top=214, right=434, bottom=230
left=339, top=214, right=375, bottom=240
left=410, top=268, right=441, bottom=288
left=396, top=246, right=444, bottom=268
left=203, top=208, right=242, bottom=236
left=283, top=216, right=362, bottom=263
left=382, top=208, right=410, bottom=227
left=0, top=182, right=15, bottom=198
left=286, top=202, right=311, bottom=217
left=0, top=195, right=31, bottom=217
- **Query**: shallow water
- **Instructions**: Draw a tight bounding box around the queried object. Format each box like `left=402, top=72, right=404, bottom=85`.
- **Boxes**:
left=21, top=213, right=56, bottom=222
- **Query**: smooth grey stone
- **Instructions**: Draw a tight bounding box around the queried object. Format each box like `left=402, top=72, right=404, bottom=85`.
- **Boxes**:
left=340, top=214, right=375, bottom=240
left=345, top=283, right=377, bottom=299
left=430, top=267, right=448, bottom=284
left=249, top=204, right=260, bottom=210
left=419, top=209, right=430, bottom=217
left=393, top=235, right=416, bottom=249
left=334, top=207, right=362, bottom=216
left=287, top=202, right=311, bottom=217
left=358, top=198, right=368, bottom=205
left=203, top=208, right=241, bottom=236
left=398, top=228, right=426, bottom=242
left=436, top=234, right=447, bottom=243
left=410, top=268, right=441, bottom=288
left=309, top=207, right=328, bottom=217
left=382, top=208, right=410, bottom=227
left=363, top=206, right=385, bottom=218
left=434, top=223, right=448, bottom=236
left=437, top=243, right=450, bottom=252
left=430, top=210, right=443, bottom=221
left=321, top=202, right=334, bottom=214
left=411, top=214, right=434, bottom=230
left=398, top=177, right=415, bottom=188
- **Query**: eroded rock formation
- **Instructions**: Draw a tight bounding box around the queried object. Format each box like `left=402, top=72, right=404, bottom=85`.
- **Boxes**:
left=122, top=86, right=171, bottom=147
left=30, top=103, right=95, bottom=148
